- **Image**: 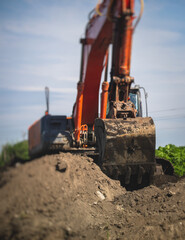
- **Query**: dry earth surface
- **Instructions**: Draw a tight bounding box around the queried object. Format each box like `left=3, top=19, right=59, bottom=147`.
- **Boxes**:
left=0, top=152, right=185, bottom=240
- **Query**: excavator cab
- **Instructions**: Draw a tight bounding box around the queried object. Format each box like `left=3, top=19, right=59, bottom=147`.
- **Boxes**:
left=28, top=115, right=73, bottom=157
left=28, top=88, right=73, bottom=157
left=129, top=87, right=142, bottom=117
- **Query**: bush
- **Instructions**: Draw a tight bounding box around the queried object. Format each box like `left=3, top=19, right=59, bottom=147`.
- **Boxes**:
left=0, top=140, right=30, bottom=167
left=156, top=144, right=185, bottom=177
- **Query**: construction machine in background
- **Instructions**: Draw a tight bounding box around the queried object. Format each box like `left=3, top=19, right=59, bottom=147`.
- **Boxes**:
left=28, top=0, right=173, bottom=188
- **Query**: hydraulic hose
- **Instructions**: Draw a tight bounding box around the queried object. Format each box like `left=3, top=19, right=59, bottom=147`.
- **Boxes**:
left=95, top=0, right=103, bottom=16
left=133, top=0, right=144, bottom=32
left=95, top=0, right=144, bottom=26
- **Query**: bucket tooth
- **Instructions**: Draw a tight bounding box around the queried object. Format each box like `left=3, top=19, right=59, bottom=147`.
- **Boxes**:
left=149, top=165, right=156, bottom=184
left=125, top=166, right=131, bottom=185
left=137, top=166, right=145, bottom=185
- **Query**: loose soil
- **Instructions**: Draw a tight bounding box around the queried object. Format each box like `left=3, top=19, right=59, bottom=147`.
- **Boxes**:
left=0, top=152, right=184, bottom=240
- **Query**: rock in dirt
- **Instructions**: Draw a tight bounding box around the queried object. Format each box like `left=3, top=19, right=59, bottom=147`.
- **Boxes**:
left=56, top=159, right=68, bottom=172
left=96, top=191, right=105, bottom=200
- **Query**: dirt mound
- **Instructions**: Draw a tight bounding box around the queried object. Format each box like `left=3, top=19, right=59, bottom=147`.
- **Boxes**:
left=0, top=153, right=185, bottom=240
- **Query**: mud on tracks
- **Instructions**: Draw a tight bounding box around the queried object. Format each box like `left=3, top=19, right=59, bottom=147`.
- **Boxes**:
left=0, top=152, right=184, bottom=240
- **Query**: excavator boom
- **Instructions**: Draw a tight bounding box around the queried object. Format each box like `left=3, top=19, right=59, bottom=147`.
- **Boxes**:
left=73, top=0, right=136, bottom=141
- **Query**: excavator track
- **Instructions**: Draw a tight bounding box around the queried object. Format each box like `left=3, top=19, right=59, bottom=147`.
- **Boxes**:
left=155, top=157, right=174, bottom=176
left=95, top=117, right=156, bottom=188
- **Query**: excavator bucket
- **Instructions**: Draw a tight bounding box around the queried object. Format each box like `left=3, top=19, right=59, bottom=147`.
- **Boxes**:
left=95, top=117, right=156, bottom=186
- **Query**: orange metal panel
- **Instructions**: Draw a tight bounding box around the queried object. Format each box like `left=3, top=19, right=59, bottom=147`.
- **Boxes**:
left=28, top=119, right=41, bottom=151
left=100, top=81, right=109, bottom=119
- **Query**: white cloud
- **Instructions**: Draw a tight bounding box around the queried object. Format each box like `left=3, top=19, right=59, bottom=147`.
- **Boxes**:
left=1, top=85, right=76, bottom=93
left=17, top=64, right=78, bottom=81
left=0, top=3, right=87, bottom=43
left=132, top=28, right=185, bottom=74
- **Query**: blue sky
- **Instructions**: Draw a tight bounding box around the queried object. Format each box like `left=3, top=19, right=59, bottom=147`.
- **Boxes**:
left=0, top=0, right=185, bottom=149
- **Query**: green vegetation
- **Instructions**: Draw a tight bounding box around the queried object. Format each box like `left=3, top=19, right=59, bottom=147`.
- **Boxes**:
left=156, top=144, right=185, bottom=177
left=0, top=140, right=30, bottom=167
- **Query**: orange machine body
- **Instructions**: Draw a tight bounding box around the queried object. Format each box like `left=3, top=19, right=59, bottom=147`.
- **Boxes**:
left=28, top=0, right=158, bottom=188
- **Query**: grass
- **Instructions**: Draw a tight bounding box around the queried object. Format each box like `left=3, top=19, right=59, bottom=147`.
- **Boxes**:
left=155, top=144, right=185, bottom=177
left=0, top=140, right=30, bottom=167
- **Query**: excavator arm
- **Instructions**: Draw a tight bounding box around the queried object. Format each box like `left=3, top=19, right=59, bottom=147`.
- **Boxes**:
left=73, top=0, right=137, bottom=144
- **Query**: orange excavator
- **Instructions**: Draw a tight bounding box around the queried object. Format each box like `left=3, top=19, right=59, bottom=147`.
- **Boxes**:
left=29, top=0, right=173, bottom=187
